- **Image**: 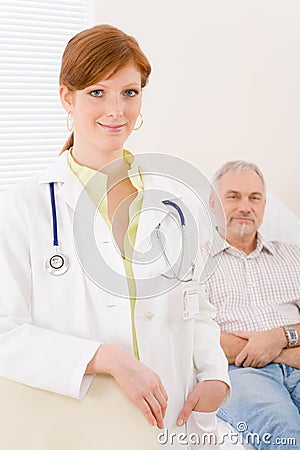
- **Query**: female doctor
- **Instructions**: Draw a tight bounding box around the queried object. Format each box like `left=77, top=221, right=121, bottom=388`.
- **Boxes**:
left=0, top=24, right=230, bottom=448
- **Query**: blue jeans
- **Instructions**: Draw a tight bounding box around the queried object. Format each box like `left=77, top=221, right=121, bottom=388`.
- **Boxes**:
left=217, top=364, right=300, bottom=450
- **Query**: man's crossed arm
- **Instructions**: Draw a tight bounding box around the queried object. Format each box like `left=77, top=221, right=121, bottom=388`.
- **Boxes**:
left=221, top=324, right=300, bottom=369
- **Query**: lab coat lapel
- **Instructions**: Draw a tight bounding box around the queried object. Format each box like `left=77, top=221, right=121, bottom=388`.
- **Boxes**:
left=134, top=172, right=183, bottom=251
left=38, top=152, right=111, bottom=241
left=132, top=172, right=185, bottom=298
left=58, top=170, right=112, bottom=243
left=134, top=190, right=168, bottom=251
left=38, top=152, right=82, bottom=213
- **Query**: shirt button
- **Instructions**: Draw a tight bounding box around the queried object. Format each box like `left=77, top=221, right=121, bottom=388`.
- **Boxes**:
left=145, top=312, right=154, bottom=320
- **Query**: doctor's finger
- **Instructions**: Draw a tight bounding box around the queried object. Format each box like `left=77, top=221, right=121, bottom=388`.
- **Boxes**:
left=176, top=393, right=198, bottom=425
left=159, top=381, right=169, bottom=403
left=146, top=393, right=165, bottom=429
left=153, top=385, right=168, bottom=418
left=138, top=397, right=158, bottom=427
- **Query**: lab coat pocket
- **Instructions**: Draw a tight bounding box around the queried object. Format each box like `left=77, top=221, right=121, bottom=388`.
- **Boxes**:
left=187, top=410, right=220, bottom=449
left=189, top=410, right=218, bottom=429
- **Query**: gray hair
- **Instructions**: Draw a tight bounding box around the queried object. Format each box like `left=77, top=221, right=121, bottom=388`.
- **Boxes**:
left=211, top=160, right=266, bottom=193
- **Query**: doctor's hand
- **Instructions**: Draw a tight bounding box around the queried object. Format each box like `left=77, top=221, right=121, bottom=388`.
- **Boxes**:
left=176, top=380, right=229, bottom=426
left=86, top=344, right=168, bottom=429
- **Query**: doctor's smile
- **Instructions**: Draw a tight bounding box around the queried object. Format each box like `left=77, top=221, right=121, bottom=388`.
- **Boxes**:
left=98, top=122, right=127, bottom=133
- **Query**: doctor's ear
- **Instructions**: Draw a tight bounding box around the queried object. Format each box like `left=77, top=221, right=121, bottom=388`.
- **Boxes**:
left=59, top=85, right=74, bottom=112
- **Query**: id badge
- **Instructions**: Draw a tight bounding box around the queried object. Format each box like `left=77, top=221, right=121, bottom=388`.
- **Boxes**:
left=182, top=287, right=200, bottom=320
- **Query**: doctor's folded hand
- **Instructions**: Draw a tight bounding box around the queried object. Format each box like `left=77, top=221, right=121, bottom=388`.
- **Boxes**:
left=85, top=344, right=168, bottom=429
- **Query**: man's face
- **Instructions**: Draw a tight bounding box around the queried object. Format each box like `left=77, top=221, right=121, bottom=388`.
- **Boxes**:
left=211, top=170, right=266, bottom=240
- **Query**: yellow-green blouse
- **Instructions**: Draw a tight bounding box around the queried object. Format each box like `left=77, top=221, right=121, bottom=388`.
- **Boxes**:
left=68, top=149, right=143, bottom=359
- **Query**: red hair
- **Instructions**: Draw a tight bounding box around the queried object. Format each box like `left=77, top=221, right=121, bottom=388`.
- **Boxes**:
left=59, top=24, right=151, bottom=152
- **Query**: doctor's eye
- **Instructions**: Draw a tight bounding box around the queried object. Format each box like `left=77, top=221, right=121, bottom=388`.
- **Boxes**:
left=124, top=89, right=139, bottom=97
left=90, top=90, right=104, bottom=97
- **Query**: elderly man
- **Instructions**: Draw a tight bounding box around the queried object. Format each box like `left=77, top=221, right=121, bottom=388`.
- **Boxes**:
left=205, top=160, right=300, bottom=449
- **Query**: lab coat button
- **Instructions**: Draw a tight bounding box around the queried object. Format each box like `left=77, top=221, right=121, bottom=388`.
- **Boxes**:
left=145, top=312, right=154, bottom=320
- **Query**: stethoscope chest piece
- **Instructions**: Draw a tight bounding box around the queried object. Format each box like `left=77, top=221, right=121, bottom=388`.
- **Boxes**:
left=46, top=253, right=69, bottom=276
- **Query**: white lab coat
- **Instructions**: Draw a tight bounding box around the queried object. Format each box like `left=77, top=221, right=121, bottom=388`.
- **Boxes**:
left=0, top=152, right=229, bottom=449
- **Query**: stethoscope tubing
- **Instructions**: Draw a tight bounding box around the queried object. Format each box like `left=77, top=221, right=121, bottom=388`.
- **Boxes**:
left=162, top=199, right=185, bottom=226
left=49, top=182, right=59, bottom=247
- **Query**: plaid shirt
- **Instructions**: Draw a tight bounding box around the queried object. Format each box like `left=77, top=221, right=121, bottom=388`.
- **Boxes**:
left=204, top=232, right=300, bottom=332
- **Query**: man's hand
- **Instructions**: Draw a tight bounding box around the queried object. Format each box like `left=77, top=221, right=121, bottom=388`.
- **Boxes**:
left=176, top=380, right=229, bottom=426
left=220, top=332, right=247, bottom=363
left=233, top=328, right=287, bottom=368
left=86, top=344, right=168, bottom=429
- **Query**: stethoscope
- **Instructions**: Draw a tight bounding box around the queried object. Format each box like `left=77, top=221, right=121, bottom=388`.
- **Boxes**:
left=46, top=184, right=194, bottom=281
left=156, top=200, right=194, bottom=282
left=46, top=183, right=69, bottom=275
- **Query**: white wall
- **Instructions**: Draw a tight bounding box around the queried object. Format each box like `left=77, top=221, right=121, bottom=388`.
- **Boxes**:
left=91, top=0, right=300, bottom=218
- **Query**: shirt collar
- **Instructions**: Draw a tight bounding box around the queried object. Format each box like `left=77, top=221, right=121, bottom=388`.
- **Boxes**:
left=124, top=149, right=144, bottom=191
left=209, top=228, right=230, bottom=257
left=255, top=232, right=275, bottom=255
left=68, top=148, right=144, bottom=192
left=211, top=229, right=275, bottom=257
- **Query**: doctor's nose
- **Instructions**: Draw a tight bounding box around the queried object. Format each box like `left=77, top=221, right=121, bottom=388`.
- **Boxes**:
left=105, top=96, right=124, bottom=118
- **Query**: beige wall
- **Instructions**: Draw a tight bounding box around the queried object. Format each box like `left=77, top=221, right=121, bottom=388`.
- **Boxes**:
left=91, top=0, right=300, bottom=218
